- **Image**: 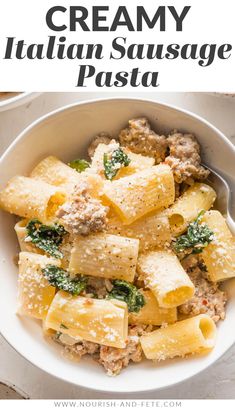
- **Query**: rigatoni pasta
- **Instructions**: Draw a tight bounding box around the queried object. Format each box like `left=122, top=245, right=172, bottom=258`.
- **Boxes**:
left=137, top=250, right=195, bottom=308
left=201, top=210, right=235, bottom=281
left=30, top=156, right=82, bottom=192
left=31, top=155, right=104, bottom=199
left=14, top=219, right=71, bottom=269
left=140, top=314, right=216, bottom=360
left=14, top=220, right=40, bottom=254
left=42, top=320, right=56, bottom=338
left=17, top=252, right=60, bottom=319
left=106, top=209, right=171, bottom=252
left=45, top=290, right=128, bottom=348
left=0, top=176, right=66, bottom=223
left=129, top=290, right=177, bottom=326
left=69, top=233, right=139, bottom=282
left=117, top=151, right=155, bottom=178
left=103, top=164, right=175, bottom=224
left=168, top=183, right=216, bottom=236
left=90, top=142, right=155, bottom=179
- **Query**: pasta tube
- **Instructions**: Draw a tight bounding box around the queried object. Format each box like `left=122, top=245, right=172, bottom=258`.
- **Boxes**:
left=45, top=290, right=128, bottom=348
left=116, top=151, right=155, bottom=178
left=201, top=210, right=235, bottom=281
left=137, top=250, right=195, bottom=308
left=59, top=236, right=73, bottom=269
left=17, top=252, right=60, bottom=320
left=106, top=209, right=171, bottom=252
left=30, top=156, right=81, bottom=189
left=14, top=219, right=40, bottom=254
left=129, top=290, right=177, bottom=326
left=69, top=233, right=139, bottom=282
left=168, top=183, right=216, bottom=236
left=140, top=314, right=216, bottom=360
left=0, top=176, right=66, bottom=223
left=30, top=155, right=104, bottom=199
left=103, top=164, right=175, bottom=225
left=91, top=143, right=155, bottom=179
left=42, top=320, right=56, bottom=337
left=14, top=219, right=71, bottom=268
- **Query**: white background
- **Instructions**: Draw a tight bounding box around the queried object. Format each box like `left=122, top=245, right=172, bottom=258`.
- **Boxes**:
left=0, top=0, right=234, bottom=91
left=0, top=91, right=235, bottom=399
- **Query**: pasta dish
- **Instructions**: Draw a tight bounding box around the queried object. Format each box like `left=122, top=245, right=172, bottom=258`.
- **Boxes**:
left=0, top=117, right=234, bottom=376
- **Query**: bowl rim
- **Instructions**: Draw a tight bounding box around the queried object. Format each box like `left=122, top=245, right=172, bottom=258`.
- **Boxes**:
left=0, top=97, right=235, bottom=393
left=0, top=92, right=41, bottom=112
left=1, top=97, right=235, bottom=164
left=1, top=328, right=235, bottom=396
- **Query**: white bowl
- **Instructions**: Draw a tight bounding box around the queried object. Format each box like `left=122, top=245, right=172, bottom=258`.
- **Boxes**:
left=0, top=98, right=235, bottom=393
left=0, top=92, right=40, bottom=112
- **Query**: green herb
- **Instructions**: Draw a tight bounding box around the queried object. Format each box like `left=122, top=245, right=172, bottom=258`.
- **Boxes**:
left=26, top=219, right=66, bottom=259
left=42, top=265, right=88, bottom=296
left=103, top=148, right=131, bottom=180
left=55, top=331, right=62, bottom=339
left=55, top=332, right=62, bottom=340
left=107, top=280, right=145, bottom=313
left=60, top=324, right=68, bottom=330
left=68, top=159, right=90, bottom=172
left=174, top=211, right=214, bottom=254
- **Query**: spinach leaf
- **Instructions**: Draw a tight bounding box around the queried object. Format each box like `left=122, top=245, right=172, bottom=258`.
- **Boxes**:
left=68, top=159, right=90, bottom=172
left=42, top=265, right=87, bottom=296
left=107, top=280, right=145, bottom=313
left=26, top=219, right=66, bottom=259
left=103, top=148, right=131, bottom=180
left=60, top=324, right=68, bottom=330
left=55, top=331, right=62, bottom=340
left=174, top=211, right=214, bottom=254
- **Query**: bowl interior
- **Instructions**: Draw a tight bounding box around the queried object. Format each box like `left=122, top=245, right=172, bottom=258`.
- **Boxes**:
left=1, top=98, right=235, bottom=393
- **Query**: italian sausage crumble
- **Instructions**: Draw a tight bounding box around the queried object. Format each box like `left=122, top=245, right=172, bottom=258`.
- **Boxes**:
left=119, top=118, right=168, bottom=163
left=57, top=180, right=109, bottom=235
left=180, top=255, right=227, bottom=323
left=165, top=132, right=210, bottom=184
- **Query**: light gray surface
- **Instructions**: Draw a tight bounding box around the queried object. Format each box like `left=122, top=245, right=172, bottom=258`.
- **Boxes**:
left=0, top=92, right=235, bottom=399
left=0, top=382, right=27, bottom=400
